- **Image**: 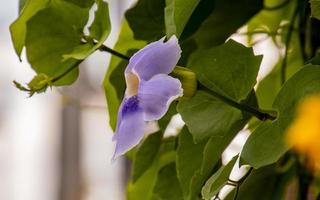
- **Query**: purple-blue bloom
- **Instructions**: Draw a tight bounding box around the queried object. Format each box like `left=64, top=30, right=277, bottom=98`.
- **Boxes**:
left=112, top=36, right=183, bottom=159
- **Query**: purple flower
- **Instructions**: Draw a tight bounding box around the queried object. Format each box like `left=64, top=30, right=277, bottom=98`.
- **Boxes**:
left=112, top=36, right=183, bottom=159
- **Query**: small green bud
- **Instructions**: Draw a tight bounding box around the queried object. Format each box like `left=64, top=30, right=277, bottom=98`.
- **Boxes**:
left=13, top=73, right=52, bottom=97
left=28, top=73, right=52, bottom=92
left=171, top=66, right=197, bottom=99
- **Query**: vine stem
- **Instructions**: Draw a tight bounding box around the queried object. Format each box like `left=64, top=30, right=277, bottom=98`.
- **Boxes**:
left=295, top=155, right=314, bottom=200
left=96, top=42, right=130, bottom=60
left=51, top=60, right=83, bottom=82
left=205, top=88, right=276, bottom=121
left=280, top=6, right=299, bottom=84
left=233, top=185, right=240, bottom=200
left=43, top=43, right=129, bottom=88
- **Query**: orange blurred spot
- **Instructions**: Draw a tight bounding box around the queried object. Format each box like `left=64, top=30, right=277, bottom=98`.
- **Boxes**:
left=286, top=94, right=320, bottom=171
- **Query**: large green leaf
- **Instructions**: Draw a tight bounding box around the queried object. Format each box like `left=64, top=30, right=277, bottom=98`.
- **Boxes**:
left=193, top=0, right=263, bottom=48
left=127, top=137, right=176, bottom=200
left=179, top=40, right=262, bottom=142
left=177, top=90, right=245, bottom=142
left=131, top=132, right=162, bottom=183
left=165, top=0, right=200, bottom=38
left=241, top=65, right=320, bottom=168
left=151, top=163, right=183, bottom=200
left=10, top=0, right=49, bottom=58
left=176, top=90, right=256, bottom=198
left=25, top=0, right=90, bottom=85
left=103, top=21, right=145, bottom=130
left=176, top=127, right=207, bottom=199
left=178, top=0, right=215, bottom=41
left=224, top=164, right=296, bottom=200
left=310, top=0, right=320, bottom=20
left=201, top=155, right=238, bottom=200
left=189, top=39, right=262, bottom=102
left=125, top=0, right=165, bottom=41
left=177, top=101, right=248, bottom=200
left=25, top=0, right=110, bottom=86
left=178, top=38, right=198, bottom=66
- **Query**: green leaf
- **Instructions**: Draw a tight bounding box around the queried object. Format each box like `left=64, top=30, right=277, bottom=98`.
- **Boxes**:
left=132, top=132, right=162, bottom=183
left=109, top=59, right=127, bottom=101
left=179, top=0, right=215, bottom=41
left=176, top=127, right=207, bottom=199
left=88, top=0, right=110, bottom=41
left=176, top=91, right=256, bottom=198
left=177, top=90, right=245, bottom=142
left=103, top=21, right=146, bottom=130
left=201, top=155, right=238, bottom=200
left=108, top=49, right=137, bottom=103
left=25, top=0, right=110, bottom=87
left=63, top=0, right=94, bottom=7
left=308, top=52, right=320, bottom=65
left=165, top=0, right=215, bottom=40
left=241, top=65, right=320, bottom=168
left=224, top=164, right=296, bottom=200
left=165, top=0, right=200, bottom=38
left=63, top=0, right=111, bottom=60
left=193, top=0, right=263, bottom=48
left=10, top=0, right=49, bottom=57
left=125, top=0, right=165, bottom=41
left=310, top=0, right=320, bottom=20
left=177, top=115, right=260, bottom=200
left=152, top=163, right=183, bottom=200
left=189, top=39, right=262, bottom=102
left=19, top=0, right=28, bottom=12
left=178, top=38, right=198, bottom=66
left=127, top=137, right=177, bottom=200
left=128, top=161, right=161, bottom=200
left=25, top=0, right=90, bottom=85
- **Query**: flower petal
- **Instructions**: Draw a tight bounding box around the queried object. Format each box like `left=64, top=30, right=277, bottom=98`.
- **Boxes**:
left=138, top=74, right=183, bottom=121
left=125, top=35, right=181, bottom=81
left=112, top=97, right=145, bottom=159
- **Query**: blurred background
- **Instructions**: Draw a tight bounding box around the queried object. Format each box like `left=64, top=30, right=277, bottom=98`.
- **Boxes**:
left=0, top=0, right=284, bottom=200
left=0, top=0, right=136, bottom=199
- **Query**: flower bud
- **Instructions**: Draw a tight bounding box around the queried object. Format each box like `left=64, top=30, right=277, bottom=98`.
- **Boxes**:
left=171, top=66, right=197, bottom=99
